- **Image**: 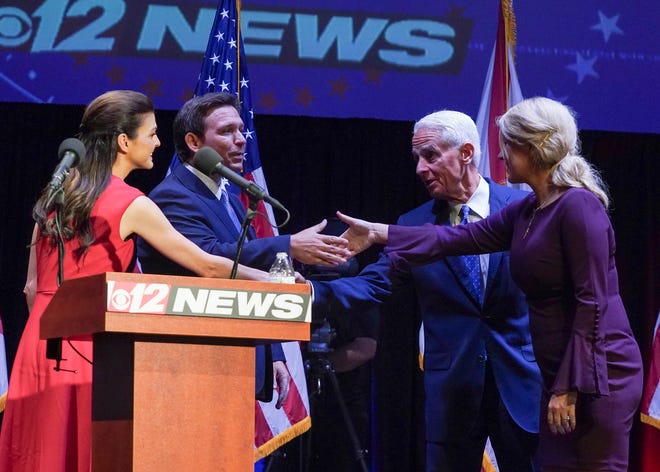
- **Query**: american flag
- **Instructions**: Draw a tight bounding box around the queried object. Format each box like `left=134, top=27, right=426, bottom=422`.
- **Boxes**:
left=190, top=0, right=311, bottom=460
left=475, top=0, right=523, bottom=187
left=641, top=312, right=660, bottom=428
left=640, top=312, right=660, bottom=471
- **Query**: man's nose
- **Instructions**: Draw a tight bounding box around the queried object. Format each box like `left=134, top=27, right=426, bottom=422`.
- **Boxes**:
left=416, top=159, right=429, bottom=175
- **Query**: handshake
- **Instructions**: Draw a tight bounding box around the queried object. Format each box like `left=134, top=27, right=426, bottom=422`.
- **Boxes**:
left=289, top=212, right=388, bottom=270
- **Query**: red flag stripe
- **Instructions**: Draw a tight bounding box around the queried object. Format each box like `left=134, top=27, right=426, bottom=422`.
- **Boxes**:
left=487, top=2, right=510, bottom=185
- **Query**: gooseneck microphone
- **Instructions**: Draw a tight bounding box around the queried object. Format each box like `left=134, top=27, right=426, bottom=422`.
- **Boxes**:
left=192, top=147, right=287, bottom=212
left=46, top=137, right=86, bottom=373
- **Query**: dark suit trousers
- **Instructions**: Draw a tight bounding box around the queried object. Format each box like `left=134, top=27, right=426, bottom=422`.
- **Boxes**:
left=425, top=361, right=539, bottom=472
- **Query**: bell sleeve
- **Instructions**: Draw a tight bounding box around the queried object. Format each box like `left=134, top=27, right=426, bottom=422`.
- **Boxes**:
left=550, top=191, right=610, bottom=396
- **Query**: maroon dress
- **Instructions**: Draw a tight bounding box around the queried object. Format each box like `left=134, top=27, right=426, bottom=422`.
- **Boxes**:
left=385, top=188, right=643, bottom=471
left=0, top=177, right=143, bottom=471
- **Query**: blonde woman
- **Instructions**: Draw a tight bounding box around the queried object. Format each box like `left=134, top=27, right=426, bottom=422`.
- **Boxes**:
left=340, top=97, right=643, bottom=471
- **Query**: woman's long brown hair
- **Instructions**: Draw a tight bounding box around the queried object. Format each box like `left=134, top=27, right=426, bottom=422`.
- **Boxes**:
left=32, top=90, right=154, bottom=257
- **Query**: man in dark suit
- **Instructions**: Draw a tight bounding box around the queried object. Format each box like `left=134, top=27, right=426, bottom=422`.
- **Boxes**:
left=137, top=92, right=348, bottom=403
left=312, top=110, right=542, bottom=471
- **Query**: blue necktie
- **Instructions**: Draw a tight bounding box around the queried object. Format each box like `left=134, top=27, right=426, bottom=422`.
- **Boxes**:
left=220, top=187, right=242, bottom=233
left=460, top=205, right=482, bottom=303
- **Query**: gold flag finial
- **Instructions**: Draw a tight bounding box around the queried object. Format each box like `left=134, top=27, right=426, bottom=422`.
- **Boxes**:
left=502, top=0, right=517, bottom=61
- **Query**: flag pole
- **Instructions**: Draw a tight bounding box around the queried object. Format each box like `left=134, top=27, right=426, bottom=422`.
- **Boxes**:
left=502, top=0, right=517, bottom=111
left=236, top=0, right=241, bottom=102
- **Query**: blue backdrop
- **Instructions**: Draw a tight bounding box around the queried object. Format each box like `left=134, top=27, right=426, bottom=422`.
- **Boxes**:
left=1, top=0, right=657, bottom=133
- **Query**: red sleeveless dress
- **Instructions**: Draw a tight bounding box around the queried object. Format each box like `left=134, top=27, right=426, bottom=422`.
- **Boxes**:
left=0, top=177, right=143, bottom=471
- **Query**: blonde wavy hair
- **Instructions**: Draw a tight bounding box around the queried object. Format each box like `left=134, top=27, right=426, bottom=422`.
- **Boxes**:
left=497, top=97, right=609, bottom=208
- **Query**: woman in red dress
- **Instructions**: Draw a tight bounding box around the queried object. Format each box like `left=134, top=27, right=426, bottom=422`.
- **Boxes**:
left=0, top=90, right=268, bottom=471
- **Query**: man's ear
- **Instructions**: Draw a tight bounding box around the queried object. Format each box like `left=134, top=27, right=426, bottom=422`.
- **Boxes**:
left=184, top=132, right=204, bottom=154
left=460, top=143, right=475, bottom=164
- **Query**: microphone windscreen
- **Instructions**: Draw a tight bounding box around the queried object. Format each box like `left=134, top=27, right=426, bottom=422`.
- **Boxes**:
left=192, top=147, right=222, bottom=176
left=57, top=138, right=86, bottom=165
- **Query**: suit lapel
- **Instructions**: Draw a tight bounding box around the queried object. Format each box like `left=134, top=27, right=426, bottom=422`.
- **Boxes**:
left=483, top=180, right=508, bottom=301
left=174, top=165, right=242, bottom=238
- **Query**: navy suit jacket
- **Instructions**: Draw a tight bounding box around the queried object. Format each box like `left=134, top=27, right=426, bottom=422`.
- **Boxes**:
left=313, top=179, right=542, bottom=441
left=137, top=164, right=286, bottom=396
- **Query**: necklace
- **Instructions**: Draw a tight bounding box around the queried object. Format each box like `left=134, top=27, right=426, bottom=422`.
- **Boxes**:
left=522, top=195, right=556, bottom=239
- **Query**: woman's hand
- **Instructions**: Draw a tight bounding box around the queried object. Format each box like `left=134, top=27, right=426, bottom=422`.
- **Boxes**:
left=547, top=391, right=577, bottom=434
left=336, top=211, right=389, bottom=256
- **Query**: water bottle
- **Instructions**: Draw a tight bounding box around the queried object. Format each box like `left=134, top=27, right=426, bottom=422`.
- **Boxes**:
left=268, top=252, right=295, bottom=284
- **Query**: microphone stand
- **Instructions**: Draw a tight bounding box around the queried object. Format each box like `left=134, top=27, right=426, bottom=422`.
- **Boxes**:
left=46, top=187, right=66, bottom=371
left=230, top=196, right=259, bottom=280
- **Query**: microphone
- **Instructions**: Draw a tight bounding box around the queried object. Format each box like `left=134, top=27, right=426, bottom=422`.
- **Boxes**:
left=45, top=138, right=85, bottom=371
left=192, top=147, right=287, bottom=212
left=49, top=138, right=86, bottom=190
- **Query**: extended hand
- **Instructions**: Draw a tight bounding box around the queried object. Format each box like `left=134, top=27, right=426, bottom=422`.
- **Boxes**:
left=290, top=219, right=351, bottom=266
left=336, top=211, right=388, bottom=256
left=547, top=391, right=577, bottom=434
left=273, top=361, right=290, bottom=409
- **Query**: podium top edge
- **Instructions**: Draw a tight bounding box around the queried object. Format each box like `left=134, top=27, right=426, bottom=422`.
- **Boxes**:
left=70, top=272, right=311, bottom=294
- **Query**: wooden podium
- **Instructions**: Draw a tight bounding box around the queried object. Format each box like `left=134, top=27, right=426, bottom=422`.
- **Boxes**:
left=40, top=272, right=311, bottom=472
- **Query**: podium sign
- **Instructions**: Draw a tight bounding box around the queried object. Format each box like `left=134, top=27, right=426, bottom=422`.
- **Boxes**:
left=105, top=274, right=311, bottom=322
left=40, top=272, right=311, bottom=472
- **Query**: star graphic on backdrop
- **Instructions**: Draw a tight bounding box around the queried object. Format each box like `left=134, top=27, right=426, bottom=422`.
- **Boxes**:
left=105, top=65, right=125, bottom=84
left=258, top=92, right=279, bottom=112
left=364, top=68, right=383, bottom=84
left=566, top=53, right=599, bottom=84
left=142, top=79, right=163, bottom=96
left=546, top=89, right=569, bottom=103
left=447, top=5, right=467, bottom=19
left=329, top=78, right=350, bottom=97
left=294, top=86, right=315, bottom=107
left=70, top=54, right=89, bottom=66
left=179, top=87, right=195, bottom=102
left=591, top=11, right=623, bottom=43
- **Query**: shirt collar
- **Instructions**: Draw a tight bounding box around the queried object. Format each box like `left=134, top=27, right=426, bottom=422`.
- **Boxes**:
left=448, top=176, right=490, bottom=224
left=184, top=163, right=228, bottom=199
